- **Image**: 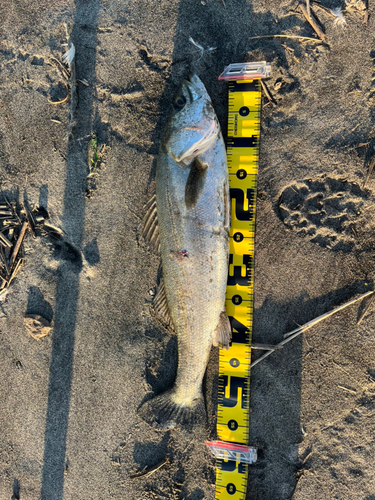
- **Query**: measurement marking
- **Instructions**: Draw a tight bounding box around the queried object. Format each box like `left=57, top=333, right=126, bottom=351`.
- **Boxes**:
left=217, top=75, right=261, bottom=500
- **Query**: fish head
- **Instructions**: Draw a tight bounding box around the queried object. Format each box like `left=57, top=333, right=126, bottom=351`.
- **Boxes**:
left=165, top=75, right=219, bottom=164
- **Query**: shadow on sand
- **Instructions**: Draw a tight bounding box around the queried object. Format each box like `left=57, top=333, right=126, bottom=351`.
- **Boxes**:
left=40, top=2, right=100, bottom=498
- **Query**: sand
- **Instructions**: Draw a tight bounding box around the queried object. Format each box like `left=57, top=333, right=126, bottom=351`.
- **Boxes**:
left=0, top=0, right=375, bottom=499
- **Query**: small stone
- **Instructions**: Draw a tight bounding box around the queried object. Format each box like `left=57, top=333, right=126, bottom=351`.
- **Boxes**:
left=24, top=314, right=51, bottom=340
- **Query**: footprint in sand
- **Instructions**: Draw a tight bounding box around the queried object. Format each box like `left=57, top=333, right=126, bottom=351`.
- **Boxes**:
left=278, top=176, right=371, bottom=252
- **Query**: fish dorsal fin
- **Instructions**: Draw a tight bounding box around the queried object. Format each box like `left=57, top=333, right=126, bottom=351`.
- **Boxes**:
left=153, top=278, right=174, bottom=329
left=185, top=158, right=208, bottom=210
left=141, top=194, right=160, bottom=254
left=213, top=311, right=232, bottom=350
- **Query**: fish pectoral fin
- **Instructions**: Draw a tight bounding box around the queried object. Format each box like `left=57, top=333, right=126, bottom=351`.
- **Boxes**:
left=140, top=194, right=160, bottom=254
left=213, top=311, right=232, bottom=350
left=152, top=278, right=174, bottom=330
left=185, top=157, right=208, bottom=210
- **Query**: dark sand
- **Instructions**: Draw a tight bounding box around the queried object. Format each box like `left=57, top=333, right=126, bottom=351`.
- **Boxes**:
left=1, top=0, right=375, bottom=499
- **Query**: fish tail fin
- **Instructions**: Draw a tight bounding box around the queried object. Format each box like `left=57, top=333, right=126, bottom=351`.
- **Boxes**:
left=138, top=390, right=206, bottom=431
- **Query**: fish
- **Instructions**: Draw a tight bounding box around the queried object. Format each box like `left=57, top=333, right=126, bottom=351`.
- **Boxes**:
left=139, top=74, right=231, bottom=430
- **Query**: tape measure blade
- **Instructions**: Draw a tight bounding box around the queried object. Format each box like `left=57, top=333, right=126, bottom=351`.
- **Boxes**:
left=216, top=461, right=249, bottom=499
left=216, top=78, right=261, bottom=500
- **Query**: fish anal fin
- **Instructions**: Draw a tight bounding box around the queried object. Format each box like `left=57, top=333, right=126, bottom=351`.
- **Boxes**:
left=141, top=194, right=160, bottom=254
left=185, top=158, right=208, bottom=210
left=213, top=311, right=232, bottom=350
left=153, top=278, right=174, bottom=330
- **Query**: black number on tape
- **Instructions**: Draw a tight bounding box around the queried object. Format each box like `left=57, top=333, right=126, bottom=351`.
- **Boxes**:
left=233, top=232, right=244, bottom=242
left=229, top=316, right=250, bottom=344
left=228, top=136, right=257, bottom=148
left=230, top=188, right=255, bottom=221
left=239, top=106, right=250, bottom=116
left=232, top=295, right=242, bottom=305
left=220, top=375, right=247, bottom=409
left=228, top=254, right=252, bottom=287
left=230, top=358, right=240, bottom=367
left=227, top=483, right=236, bottom=495
left=228, top=419, right=238, bottom=430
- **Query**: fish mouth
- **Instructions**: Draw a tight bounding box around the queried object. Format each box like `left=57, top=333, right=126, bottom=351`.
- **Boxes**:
left=183, top=79, right=202, bottom=102
left=187, top=74, right=208, bottom=98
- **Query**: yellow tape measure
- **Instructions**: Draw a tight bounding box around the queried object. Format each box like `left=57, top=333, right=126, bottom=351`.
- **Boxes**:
left=209, top=62, right=270, bottom=500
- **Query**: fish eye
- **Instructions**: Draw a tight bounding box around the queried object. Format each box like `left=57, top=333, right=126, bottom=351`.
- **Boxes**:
left=173, top=96, right=186, bottom=110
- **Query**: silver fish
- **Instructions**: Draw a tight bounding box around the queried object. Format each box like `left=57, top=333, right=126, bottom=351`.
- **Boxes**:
left=139, top=75, right=231, bottom=430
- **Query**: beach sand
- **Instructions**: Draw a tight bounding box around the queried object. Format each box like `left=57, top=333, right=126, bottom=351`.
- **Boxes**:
left=0, top=0, right=374, bottom=498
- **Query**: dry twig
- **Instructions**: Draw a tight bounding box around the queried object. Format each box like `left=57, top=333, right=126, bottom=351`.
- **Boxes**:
left=338, top=384, right=356, bottom=394
left=22, top=202, right=36, bottom=238
left=306, top=0, right=311, bottom=18
left=130, top=458, right=168, bottom=479
left=0, top=247, right=9, bottom=275
left=363, top=155, right=375, bottom=188
left=260, top=80, right=276, bottom=106
left=248, top=34, right=324, bottom=43
left=251, top=290, right=374, bottom=369
left=48, top=80, right=70, bottom=105
left=0, top=232, right=13, bottom=248
left=298, top=2, right=326, bottom=41
left=10, top=221, right=28, bottom=269
left=0, top=196, right=42, bottom=294
left=252, top=343, right=281, bottom=351
left=8, top=258, right=23, bottom=287
left=49, top=56, right=71, bottom=80
left=357, top=292, right=375, bottom=324
left=311, top=0, right=336, bottom=17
